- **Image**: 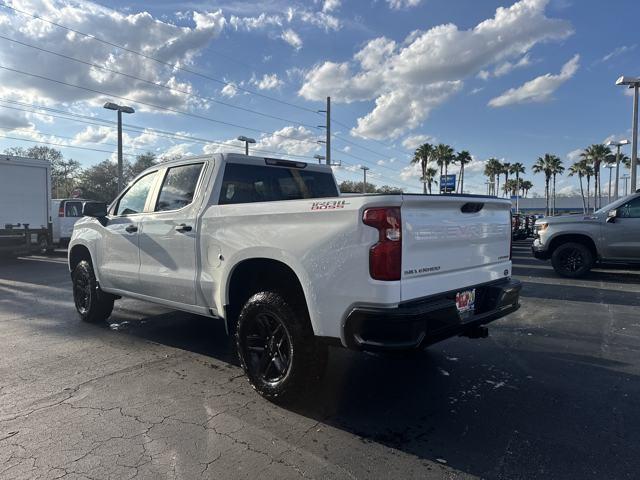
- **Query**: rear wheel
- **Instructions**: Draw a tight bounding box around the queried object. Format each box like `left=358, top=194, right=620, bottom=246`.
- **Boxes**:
left=72, top=260, right=114, bottom=323
left=236, top=291, right=327, bottom=403
left=551, top=242, right=594, bottom=278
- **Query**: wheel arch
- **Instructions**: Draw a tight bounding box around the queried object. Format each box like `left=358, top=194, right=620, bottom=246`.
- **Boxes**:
left=224, top=257, right=313, bottom=333
left=547, top=233, right=598, bottom=259
left=69, top=243, right=93, bottom=272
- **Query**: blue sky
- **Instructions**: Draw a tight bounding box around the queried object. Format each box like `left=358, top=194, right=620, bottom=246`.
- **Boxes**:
left=0, top=0, right=638, bottom=195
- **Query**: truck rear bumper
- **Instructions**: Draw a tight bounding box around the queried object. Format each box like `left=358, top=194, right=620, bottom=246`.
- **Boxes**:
left=343, top=278, right=521, bottom=351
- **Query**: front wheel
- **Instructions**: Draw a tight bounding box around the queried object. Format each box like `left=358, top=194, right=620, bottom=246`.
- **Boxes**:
left=72, top=260, right=115, bottom=323
left=236, top=291, right=327, bottom=403
left=551, top=242, right=594, bottom=278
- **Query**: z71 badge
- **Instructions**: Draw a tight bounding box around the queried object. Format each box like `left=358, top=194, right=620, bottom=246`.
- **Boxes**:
left=311, top=200, right=348, bottom=210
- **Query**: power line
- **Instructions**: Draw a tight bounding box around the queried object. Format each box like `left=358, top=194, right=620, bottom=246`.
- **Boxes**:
left=0, top=1, right=320, bottom=115
left=0, top=100, right=419, bottom=189
left=0, top=64, right=321, bottom=147
left=0, top=133, right=138, bottom=156
left=332, top=118, right=410, bottom=157
left=0, top=102, right=319, bottom=160
left=0, top=34, right=321, bottom=130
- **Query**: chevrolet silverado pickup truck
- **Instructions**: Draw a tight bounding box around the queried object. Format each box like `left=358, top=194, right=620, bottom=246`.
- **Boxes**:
left=69, top=153, right=521, bottom=401
left=533, top=192, right=640, bottom=277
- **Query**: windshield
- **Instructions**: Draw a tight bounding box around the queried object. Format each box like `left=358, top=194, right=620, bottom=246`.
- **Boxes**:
left=594, top=195, right=632, bottom=215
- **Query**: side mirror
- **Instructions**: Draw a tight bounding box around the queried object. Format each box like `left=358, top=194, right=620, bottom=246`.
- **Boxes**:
left=82, top=202, right=108, bottom=218
left=606, top=209, right=617, bottom=223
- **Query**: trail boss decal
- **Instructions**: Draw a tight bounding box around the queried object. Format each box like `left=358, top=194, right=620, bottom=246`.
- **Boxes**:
left=404, top=266, right=441, bottom=276
left=311, top=200, right=349, bottom=210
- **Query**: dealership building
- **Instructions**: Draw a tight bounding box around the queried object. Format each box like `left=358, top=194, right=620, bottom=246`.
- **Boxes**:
left=510, top=196, right=592, bottom=215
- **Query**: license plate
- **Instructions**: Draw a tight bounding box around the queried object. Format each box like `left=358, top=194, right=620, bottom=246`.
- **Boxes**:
left=456, top=289, right=476, bottom=316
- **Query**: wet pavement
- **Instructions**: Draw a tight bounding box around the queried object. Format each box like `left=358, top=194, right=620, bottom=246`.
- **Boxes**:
left=1, top=241, right=639, bottom=479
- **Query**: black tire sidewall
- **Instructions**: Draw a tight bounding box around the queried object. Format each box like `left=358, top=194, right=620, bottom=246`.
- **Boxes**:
left=236, top=291, right=323, bottom=402
left=72, top=260, right=113, bottom=323
left=551, top=242, right=593, bottom=278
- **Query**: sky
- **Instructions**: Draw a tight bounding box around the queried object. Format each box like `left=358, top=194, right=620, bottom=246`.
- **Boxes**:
left=0, top=0, right=638, bottom=195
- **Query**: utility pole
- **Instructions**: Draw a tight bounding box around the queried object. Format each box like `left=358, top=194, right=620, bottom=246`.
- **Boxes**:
left=606, top=165, right=614, bottom=204
left=361, top=166, right=370, bottom=193
left=317, top=96, right=331, bottom=165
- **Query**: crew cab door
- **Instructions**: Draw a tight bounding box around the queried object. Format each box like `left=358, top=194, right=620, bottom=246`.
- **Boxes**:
left=601, top=196, right=640, bottom=260
left=98, top=171, right=159, bottom=293
left=138, top=162, right=206, bottom=305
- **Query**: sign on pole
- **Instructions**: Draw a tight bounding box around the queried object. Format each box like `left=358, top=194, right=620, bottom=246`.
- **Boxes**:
left=440, top=174, right=456, bottom=193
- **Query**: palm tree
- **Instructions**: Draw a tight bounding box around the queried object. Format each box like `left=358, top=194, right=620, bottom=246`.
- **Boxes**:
left=455, top=150, right=472, bottom=193
left=422, top=166, right=438, bottom=194
left=548, top=155, right=564, bottom=216
left=509, top=162, right=525, bottom=208
left=501, top=162, right=511, bottom=197
left=434, top=143, right=455, bottom=193
left=581, top=144, right=612, bottom=210
left=532, top=154, right=554, bottom=216
left=568, top=160, right=587, bottom=213
left=411, top=143, right=434, bottom=194
left=503, top=179, right=519, bottom=197
left=484, top=158, right=502, bottom=195
left=520, top=180, right=533, bottom=198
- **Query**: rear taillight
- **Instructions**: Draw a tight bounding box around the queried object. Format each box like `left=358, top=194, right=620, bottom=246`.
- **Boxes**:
left=58, top=204, right=64, bottom=217
left=363, top=207, right=402, bottom=281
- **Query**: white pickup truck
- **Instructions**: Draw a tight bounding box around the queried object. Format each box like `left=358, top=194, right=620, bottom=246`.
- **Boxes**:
left=69, top=153, right=521, bottom=401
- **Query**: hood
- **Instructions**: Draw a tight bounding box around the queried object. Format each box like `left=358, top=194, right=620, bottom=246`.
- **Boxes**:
left=535, top=214, right=601, bottom=226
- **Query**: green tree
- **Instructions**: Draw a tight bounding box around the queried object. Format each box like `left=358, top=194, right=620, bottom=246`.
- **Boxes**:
left=581, top=144, right=612, bottom=210
left=422, top=166, right=438, bottom=194
left=500, top=162, right=511, bottom=197
left=77, top=159, right=121, bottom=203
left=410, top=143, right=434, bottom=194
left=484, top=158, right=502, bottom=195
left=568, top=160, right=588, bottom=213
left=520, top=180, right=533, bottom=198
left=532, top=154, right=555, bottom=216
left=128, top=152, right=157, bottom=178
left=454, top=150, right=472, bottom=193
left=549, top=155, right=564, bottom=215
left=509, top=162, right=526, bottom=199
left=434, top=143, right=455, bottom=192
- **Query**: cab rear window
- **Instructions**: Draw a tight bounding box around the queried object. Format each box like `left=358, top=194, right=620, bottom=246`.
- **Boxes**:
left=219, top=163, right=338, bottom=204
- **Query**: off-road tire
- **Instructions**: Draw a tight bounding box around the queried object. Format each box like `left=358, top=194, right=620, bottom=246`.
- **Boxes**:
left=236, top=291, right=327, bottom=403
left=72, top=260, right=115, bottom=323
left=551, top=242, right=594, bottom=278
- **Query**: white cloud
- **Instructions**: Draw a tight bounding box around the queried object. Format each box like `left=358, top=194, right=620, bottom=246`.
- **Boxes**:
left=601, top=44, right=636, bottom=63
left=228, top=13, right=282, bottom=31
left=402, top=134, right=435, bottom=150
left=0, top=2, right=226, bottom=110
left=387, top=0, right=422, bottom=9
left=252, top=73, right=283, bottom=90
left=159, top=143, right=194, bottom=161
left=322, top=0, right=341, bottom=12
left=204, top=125, right=320, bottom=158
left=298, top=11, right=341, bottom=31
left=566, top=148, right=583, bottom=162
left=488, top=54, right=579, bottom=107
left=299, top=0, right=573, bottom=139
left=220, top=83, right=238, bottom=98
left=493, top=54, right=533, bottom=77
left=280, top=29, right=303, bottom=50
left=477, top=70, right=490, bottom=81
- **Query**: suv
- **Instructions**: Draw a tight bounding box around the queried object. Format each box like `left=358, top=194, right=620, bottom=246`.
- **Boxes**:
left=532, top=193, right=640, bottom=277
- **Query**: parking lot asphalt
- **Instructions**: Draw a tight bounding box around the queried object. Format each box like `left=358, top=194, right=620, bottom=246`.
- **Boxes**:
left=1, top=240, right=640, bottom=479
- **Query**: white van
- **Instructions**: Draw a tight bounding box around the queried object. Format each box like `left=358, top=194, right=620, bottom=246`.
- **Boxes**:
left=51, top=199, right=92, bottom=248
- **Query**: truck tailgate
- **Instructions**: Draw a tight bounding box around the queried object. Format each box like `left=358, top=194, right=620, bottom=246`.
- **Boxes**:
left=400, top=195, right=511, bottom=302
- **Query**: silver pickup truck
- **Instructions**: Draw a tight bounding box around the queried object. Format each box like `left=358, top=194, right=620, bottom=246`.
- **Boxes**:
left=532, top=192, right=640, bottom=277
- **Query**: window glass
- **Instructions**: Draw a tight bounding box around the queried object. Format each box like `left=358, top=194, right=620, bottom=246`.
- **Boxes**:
left=64, top=201, right=82, bottom=217
left=156, top=163, right=204, bottom=212
left=115, top=171, right=157, bottom=215
left=619, top=197, right=640, bottom=218
left=219, top=163, right=338, bottom=204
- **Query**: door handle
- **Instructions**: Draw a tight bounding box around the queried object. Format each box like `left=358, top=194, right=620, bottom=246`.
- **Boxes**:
left=125, top=224, right=138, bottom=233
left=175, top=223, right=192, bottom=232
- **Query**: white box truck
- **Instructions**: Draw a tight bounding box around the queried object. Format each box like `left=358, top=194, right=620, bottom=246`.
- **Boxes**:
left=0, top=155, right=52, bottom=256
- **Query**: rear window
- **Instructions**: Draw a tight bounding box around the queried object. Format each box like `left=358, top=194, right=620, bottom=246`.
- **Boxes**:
left=155, top=163, right=204, bottom=212
left=64, top=201, right=82, bottom=217
left=219, top=163, right=338, bottom=204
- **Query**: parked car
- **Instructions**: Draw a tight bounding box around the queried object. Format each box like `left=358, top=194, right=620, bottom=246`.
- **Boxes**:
left=51, top=198, right=102, bottom=248
left=532, top=192, right=640, bottom=277
left=68, top=153, right=521, bottom=401
left=0, top=155, right=52, bottom=256
left=511, top=214, right=528, bottom=240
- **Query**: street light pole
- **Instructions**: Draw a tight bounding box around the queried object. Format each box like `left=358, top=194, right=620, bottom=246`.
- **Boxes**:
left=360, top=165, right=370, bottom=193
left=237, top=136, right=256, bottom=155
left=616, top=76, right=640, bottom=192
left=607, top=140, right=629, bottom=200
left=104, top=102, right=134, bottom=193
left=313, top=154, right=325, bottom=164
left=605, top=164, right=614, bottom=204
